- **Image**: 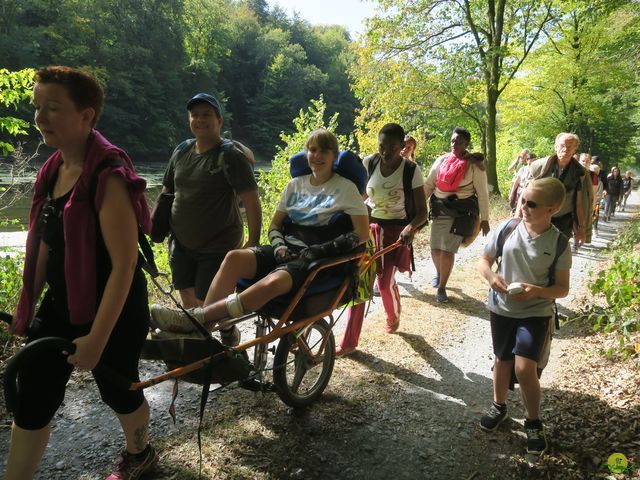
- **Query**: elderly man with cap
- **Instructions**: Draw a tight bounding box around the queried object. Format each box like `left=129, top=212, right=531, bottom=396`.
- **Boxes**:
left=155, top=93, right=261, bottom=345
left=518, top=132, right=593, bottom=246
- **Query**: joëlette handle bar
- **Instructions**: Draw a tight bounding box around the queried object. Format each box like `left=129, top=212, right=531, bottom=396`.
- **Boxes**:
left=360, top=240, right=404, bottom=273
left=1, top=313, right=132, bottom=413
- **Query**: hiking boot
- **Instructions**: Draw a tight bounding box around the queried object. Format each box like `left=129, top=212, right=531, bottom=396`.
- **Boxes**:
left=479, top=402, right=507, bottom=432
left=105, top=444, right=158, bottom=480
left=435, top=288, right=448, bottom=303
left=150, top=305, right=206, bottom=333
left=220, top=325, right=241, bottom=347
left=431, top=274, right=440, bottom=288
left=524, top=419, right=548, bottom=454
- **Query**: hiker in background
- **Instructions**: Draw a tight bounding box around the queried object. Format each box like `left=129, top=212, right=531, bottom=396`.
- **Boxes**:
left=620, top=170, right=634, bottom=212
left=574, top=153, right=596, bottom=251
left=477, top=177, right=570, bottom=455
left=591, top=156, right=608, bottom=193
left=6, top=66, right=157, bottom=480
left=507, top=148, right=529, bottom=172
left=337, top=123, right=427, bottom=356
left=424, top=127, right=490, bottom=303
left=401, top=134, right=418, bottom=162
left=149, top=129, right=369, bottom=343
left=508, top=152, right=536, bottom=212
left=520, top=133, right=593, bottom=247
left=157, top=93, right=261, bottom=330
left=603, top=166, right=623, bottom=221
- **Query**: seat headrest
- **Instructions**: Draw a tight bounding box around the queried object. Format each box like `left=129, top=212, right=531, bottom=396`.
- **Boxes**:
left=289, top=150, right=367, bottom=194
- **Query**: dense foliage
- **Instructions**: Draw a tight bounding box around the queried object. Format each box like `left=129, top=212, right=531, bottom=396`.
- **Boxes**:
left=354, top=0, right=640, bottom=195
left=586, top=221, right=640, bottom=361
left=0, top=68, right=34, bottom=154
left=0, top=0, right=358, bottom=162
left=257, top=96, right=352, bottom=242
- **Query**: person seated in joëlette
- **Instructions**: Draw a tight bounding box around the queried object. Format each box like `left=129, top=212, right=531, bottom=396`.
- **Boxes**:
left=150, top=129, right=369, bottom=345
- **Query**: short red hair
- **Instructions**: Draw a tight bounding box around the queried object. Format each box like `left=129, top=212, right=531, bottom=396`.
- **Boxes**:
left=35, top=66, right=104, bottom=127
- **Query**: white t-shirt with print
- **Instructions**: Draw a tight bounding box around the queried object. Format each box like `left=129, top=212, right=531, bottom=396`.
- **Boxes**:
left=364, top=156, right=424, bottom=220
left=276, top=173, right=367, bottom=226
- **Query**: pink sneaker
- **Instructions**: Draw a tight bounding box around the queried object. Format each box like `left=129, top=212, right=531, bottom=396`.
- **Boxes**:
left=105, top=444, right=158, bottom=480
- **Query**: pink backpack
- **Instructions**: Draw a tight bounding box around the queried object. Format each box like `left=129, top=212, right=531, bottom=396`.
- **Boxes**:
left=436, top=154, right=467, bottom=192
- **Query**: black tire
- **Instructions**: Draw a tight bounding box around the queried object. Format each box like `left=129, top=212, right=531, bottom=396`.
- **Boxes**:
left=4, top=337, right=75, bottom=413
left=272, top=318, right=335, bottom=408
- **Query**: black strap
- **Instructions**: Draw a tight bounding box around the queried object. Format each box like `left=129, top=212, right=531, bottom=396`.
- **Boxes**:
left=402, top=160, right=417, bottom=221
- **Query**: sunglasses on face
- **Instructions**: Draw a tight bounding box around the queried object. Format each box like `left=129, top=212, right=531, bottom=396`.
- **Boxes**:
left=520, top=197, right=546, bottom=209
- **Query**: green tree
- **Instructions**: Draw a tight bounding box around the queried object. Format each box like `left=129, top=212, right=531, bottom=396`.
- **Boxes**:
left=355, top=0, right=556, bottom=193
left=498, top=0, right=640, bottom=169
left=258, top=96, right=350, bottom=241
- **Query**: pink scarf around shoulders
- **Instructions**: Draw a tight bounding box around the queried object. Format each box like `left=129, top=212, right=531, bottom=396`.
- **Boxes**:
left=13, top=130, right=151, bottom=335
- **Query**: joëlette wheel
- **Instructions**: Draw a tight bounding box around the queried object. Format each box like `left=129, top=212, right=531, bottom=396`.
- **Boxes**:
left=272, top=318, right=335, bottom=408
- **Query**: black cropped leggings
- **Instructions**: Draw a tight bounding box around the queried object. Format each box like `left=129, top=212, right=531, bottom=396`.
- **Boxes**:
left=13, top=292, right=149, bottom=430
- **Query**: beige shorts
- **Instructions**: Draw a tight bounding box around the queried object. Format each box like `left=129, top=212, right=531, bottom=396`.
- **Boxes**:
left=430, top=216, right=464, bottom=253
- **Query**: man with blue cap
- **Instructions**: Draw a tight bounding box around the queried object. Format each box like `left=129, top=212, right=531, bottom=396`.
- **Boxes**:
left=154, top=93, right=261, bottom=345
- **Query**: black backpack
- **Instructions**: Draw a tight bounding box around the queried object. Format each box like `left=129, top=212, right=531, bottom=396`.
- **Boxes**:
left=168, top=138, right=249, bottom=188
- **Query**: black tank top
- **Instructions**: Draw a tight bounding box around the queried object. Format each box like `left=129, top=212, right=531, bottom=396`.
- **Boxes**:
left=39, top=180, right=148, bottom=323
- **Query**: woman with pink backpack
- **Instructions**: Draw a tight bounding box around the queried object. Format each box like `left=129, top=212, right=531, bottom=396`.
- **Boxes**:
left=424, top=127, right=490, bottom=303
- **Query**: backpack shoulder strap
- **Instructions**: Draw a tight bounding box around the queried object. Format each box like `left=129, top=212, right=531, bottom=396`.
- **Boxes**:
left=175, top=138, right=196, bottom=156
left=548, top=231, right=569, bottom=287
left=496, top=217, right=521, bottom=260
left=366, top=154, right=381, bottom=178
left=164, top=139, right=196, bottom=194
left=218, top=138, right=237, bottom=186
left=403, top=160, right=417, bottom=219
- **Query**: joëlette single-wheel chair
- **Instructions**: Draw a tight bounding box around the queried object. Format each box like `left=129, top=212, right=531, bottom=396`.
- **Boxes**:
left=3, top=150, right=403, bottom=413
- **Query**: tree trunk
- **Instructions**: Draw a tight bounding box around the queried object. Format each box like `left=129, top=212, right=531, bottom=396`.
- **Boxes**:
left=485, top=88, right=499, bottom=195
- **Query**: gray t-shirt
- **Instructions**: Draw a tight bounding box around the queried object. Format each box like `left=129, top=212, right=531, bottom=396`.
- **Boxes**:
left=163, top=141, right=257, bottom=253
left=484, top=219, right=572, bottom=318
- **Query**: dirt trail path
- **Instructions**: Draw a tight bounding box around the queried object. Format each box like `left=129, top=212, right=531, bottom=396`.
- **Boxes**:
left=1, top=193, right=637, bottom=479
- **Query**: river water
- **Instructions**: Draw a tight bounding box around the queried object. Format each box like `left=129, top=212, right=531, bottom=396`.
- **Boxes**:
left=0, top=160, right=269, bottom=232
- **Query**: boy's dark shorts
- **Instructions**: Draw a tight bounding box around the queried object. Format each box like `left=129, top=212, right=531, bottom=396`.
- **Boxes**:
left=489, top=311, right=550, bottom=362
left=169, top=236, right=226, bottom=300
left=250, top=245, right=309, bottom=293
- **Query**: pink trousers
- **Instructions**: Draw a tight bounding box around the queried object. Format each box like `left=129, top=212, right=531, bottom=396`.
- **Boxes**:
left=340, top=223, right=409, bottom=350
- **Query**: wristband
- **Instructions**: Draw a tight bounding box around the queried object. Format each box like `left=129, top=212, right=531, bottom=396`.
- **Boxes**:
left=268, top=228, right=285, bottom=249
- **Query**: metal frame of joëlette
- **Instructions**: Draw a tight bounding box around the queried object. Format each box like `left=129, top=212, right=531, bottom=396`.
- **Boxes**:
left=128, top=240, right=403, bottom=392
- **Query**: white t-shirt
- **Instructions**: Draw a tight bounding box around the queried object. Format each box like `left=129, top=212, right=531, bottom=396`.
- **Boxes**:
left=277, top=173, right=367, bottom=226
left=516, top=165, right=530, bottom=186
left=364, top=156, right=424, bottom=220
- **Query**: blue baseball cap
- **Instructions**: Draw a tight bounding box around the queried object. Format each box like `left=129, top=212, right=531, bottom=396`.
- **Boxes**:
left=186, top=93, right=222, bottom=116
